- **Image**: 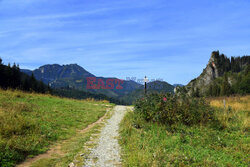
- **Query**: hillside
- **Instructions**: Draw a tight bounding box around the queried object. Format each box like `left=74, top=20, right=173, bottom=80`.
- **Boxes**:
left=51, top=87, right=126, bottom=105
left=21, top=64, right=94, bottom=85
left=120, top=80, right=174, bottom=104
left=21, top=64, right=141, bottom=98
left=206, top=65, right=250, bottom=96
left=120, top=93, right=250, bottom=166
left=0, top=89, right=113, bottom=167
left=0, top=60, right=124, bottom=104
left=185, top=51, right=250, bottom=96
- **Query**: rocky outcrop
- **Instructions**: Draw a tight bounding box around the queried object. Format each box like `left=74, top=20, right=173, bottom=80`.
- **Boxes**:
left=186, top=52, right=220, bottom=95
left=185, top=51, right=250, bottom=96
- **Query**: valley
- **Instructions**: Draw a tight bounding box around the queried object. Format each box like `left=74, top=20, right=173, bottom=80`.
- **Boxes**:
left=1, top=0, right=250, bottom=166
left=0, top=51, right=249, bottom=167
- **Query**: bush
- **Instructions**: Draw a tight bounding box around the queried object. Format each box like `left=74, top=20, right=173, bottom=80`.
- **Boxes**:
left=134, top=93, right=216, bottom=126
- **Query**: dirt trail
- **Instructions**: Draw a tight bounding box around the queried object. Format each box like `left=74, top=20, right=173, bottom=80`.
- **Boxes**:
left=16, top=111, right=109, bottom=167
left=83, top=105, right=129, bottom=167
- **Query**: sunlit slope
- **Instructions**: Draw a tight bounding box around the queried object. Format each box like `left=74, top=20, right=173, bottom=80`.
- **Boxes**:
left=0, top=89, right=113, bottom=167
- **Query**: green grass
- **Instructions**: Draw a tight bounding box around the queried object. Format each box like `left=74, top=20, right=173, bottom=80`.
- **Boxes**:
left=30, top=106, right=116, bottom=167
left=119, top=103, right=249, bottom=166
left=0, top=89, right=114, bottom=167
left=30, top=123, right=103, bottom=167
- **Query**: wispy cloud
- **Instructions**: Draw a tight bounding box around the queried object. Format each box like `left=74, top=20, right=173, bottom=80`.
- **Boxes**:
left=24, top=8, right=114, bottom=20
left=0, top=0, right=250, bottom=84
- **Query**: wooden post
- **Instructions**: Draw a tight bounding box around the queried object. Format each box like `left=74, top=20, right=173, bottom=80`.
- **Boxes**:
left=223, top=99, right=226, bottom=109
left=144, top=76, right=148, bottom=94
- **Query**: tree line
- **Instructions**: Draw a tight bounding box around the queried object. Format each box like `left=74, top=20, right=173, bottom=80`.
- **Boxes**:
left=0, top=58, right=50, bottom=93
left=212, top=51, right=250, bottom=75
left=0, top=58, right=126, bottom=104
left=51, top=87, right=128, bottom=105
left=207, top=65, right=250, bottom=96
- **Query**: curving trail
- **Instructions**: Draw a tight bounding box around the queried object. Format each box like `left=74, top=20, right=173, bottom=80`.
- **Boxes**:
left=16, top=111, right=109, bottom=167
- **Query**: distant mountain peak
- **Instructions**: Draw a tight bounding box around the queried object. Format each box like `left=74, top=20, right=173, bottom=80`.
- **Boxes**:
left=22, top=63, right=96, bottom=85
left=173, top=84, right=184, bottom=87
left=39, top=64, right=61, bottom=68
left=21, top=63, right=141, bottom=100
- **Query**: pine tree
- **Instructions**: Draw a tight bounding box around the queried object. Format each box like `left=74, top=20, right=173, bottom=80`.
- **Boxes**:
left=30, top=73, right=37, bottom=91
left=23, top=77, right=31, bottom=91
left=0, top=58, right=4, bottom=87
left=4, top=63, right=12, bottom=88
left=220, top=74, right=232, bottom=96
left=11, top=63, right=21, bottom=88
left=38, top=81, right=45, bottom=93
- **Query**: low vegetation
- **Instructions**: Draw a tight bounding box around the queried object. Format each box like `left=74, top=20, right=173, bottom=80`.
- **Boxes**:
left=210, top=95, right=250, bottom=111
left=30, top=123, right=103, bottom=167
left=119, top=93, right=249, bottom=166
left=0, top=89, right=113, bottom=167
left=134, top=93, right=216, bottom=126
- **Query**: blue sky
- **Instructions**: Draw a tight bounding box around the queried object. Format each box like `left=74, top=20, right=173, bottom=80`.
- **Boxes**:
left=0, top=0, right=250, bottom=85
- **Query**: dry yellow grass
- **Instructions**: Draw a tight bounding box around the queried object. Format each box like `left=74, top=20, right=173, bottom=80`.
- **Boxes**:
left=209, top=95, right=250, bottom=131
left=210, top=95, right=250, bottom=111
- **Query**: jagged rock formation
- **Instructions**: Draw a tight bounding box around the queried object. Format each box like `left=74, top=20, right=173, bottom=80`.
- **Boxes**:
left=186, top=51, right=250, bottom=96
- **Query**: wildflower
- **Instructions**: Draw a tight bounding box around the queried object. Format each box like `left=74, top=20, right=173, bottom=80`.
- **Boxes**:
left=163, top=97, right=167, bottom=102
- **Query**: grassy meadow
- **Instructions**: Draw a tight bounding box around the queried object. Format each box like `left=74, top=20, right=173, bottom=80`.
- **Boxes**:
left=210, top=95, right=250, bottom=112
left=210, top=95, right=250, bottom=130
left=119, top=94, right=249, bottom=166
left=0, top=89, right=113, bottom=167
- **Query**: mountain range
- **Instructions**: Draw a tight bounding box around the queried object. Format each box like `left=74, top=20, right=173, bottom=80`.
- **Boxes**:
left=21, top=50, right=248, bottom=103
left=21, top=64, right=175, bottom=103
left=21, top=64, right=141, bottom=97
left=17, top=51, right=250, bottom=102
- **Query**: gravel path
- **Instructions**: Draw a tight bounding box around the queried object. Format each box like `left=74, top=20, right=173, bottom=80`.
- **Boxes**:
left=84, top=105, right=128, bottom=167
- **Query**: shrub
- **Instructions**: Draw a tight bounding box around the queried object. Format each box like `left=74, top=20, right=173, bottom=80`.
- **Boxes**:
left=134, top=93, right=216, bottom=126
